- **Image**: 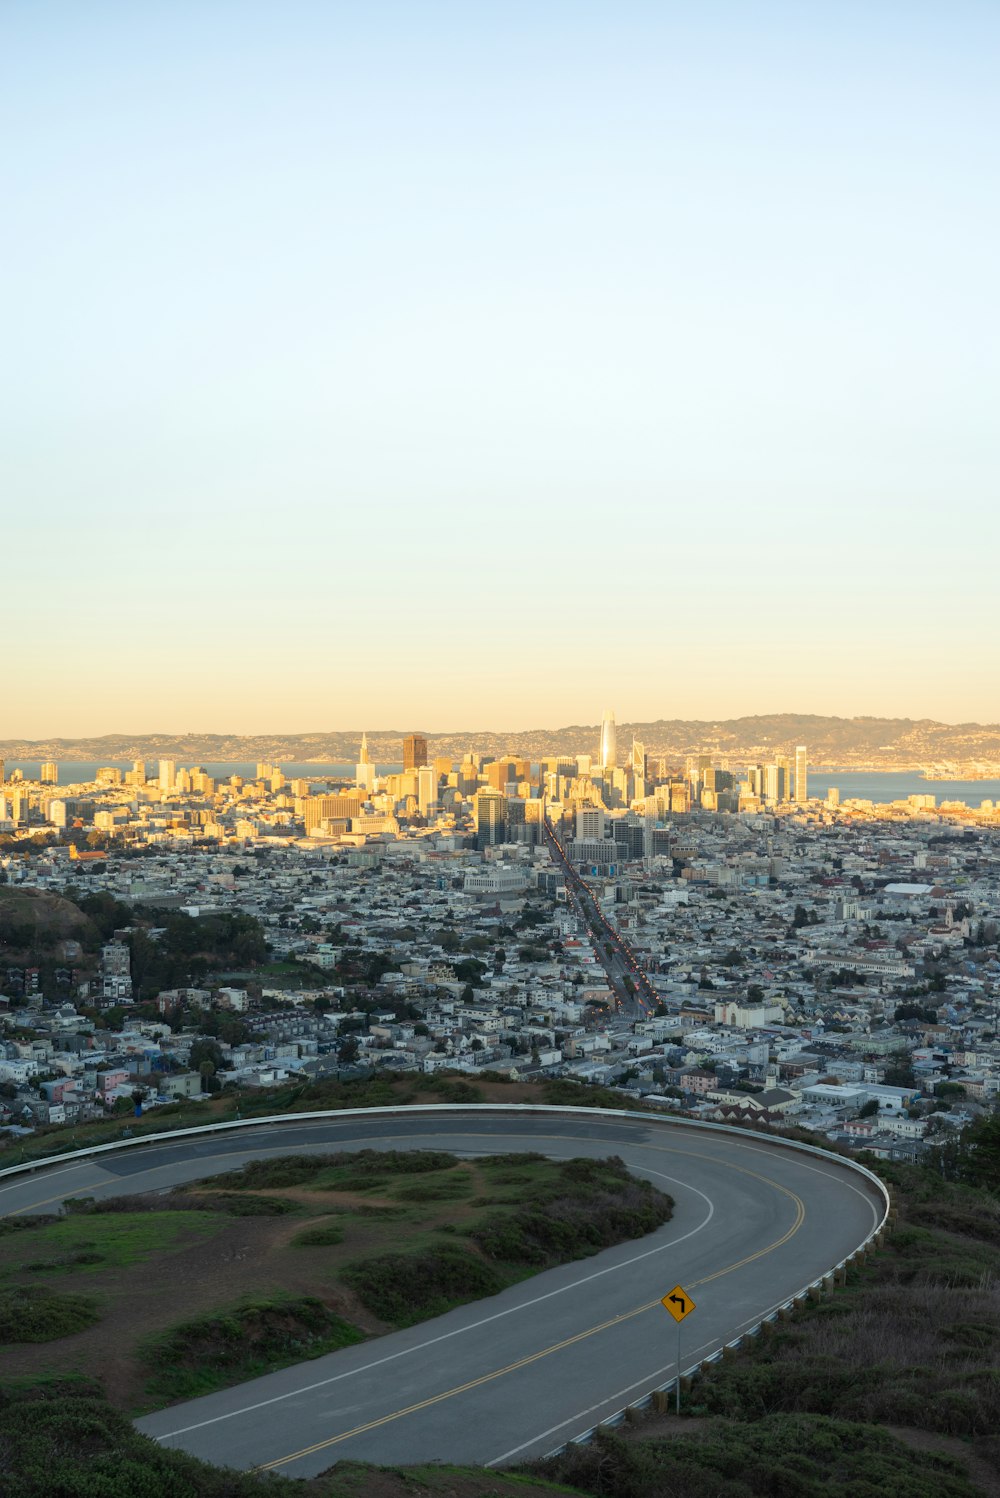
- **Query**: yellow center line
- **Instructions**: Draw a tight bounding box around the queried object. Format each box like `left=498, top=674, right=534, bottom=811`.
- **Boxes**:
left=258, top=1300, right=660, bottom=1469
left=258, top=1150, right=806, bottom=1473
left=5, top=1120, right=810, bottom=1474
left=9, top=1182, right=106, bottom=1215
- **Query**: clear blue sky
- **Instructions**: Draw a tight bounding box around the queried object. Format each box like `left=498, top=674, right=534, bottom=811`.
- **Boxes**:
left=5, top=1, right=998, bottom=735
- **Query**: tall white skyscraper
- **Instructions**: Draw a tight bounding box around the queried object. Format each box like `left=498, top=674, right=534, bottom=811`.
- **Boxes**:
left=356, top=732, right=375, bottom=792
left=599, top=707, right=617, bottom=770
left=158, top=759, right=176, bottom=791
left=794, top=745, right=808, bottom=804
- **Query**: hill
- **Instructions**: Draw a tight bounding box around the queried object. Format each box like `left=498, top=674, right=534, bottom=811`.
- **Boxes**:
left=0, top=888, right=95, bottom=949
left=2, top=714, right=1000, bottom=767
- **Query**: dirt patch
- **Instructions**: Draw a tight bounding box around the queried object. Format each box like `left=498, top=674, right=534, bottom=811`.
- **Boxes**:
left=0, top=1213, right=388, bottom=1409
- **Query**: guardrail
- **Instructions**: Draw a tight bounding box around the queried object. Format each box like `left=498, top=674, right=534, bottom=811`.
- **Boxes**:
left=0, top=1103, right=891, bottom=1457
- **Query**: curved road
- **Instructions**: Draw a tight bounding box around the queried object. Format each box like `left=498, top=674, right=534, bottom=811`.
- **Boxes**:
left=0, top=1109, right=884, bottom=1476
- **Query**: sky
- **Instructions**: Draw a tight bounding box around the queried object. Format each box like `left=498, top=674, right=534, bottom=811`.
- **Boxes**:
left=4, top=1, right=999, bottom=737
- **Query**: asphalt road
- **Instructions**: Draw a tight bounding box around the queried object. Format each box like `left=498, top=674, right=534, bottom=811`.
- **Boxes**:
left=0, top=1110, right=884, bottom=1475
left=543, top=821, right=654, bottom=1015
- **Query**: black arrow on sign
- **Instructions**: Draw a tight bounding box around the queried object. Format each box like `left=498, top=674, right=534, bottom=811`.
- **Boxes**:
left=669, top=1294, right=688, bottom=1312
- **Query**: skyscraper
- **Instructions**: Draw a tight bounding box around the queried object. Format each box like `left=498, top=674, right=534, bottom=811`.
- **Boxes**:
left=599, top=707, right=617, bottom=770
left=40, top=762, right=58, bottom=784
left=794, top=745, right=808, bottom=804
left=417, top=766, right=438, bottom=817
left=474, top=788, right=507, bottom=849
left=403, top=733, right=428, bottom=770
left=158, top=759, right=176, bottom=791
left=356, top=733, right=375, bottom=792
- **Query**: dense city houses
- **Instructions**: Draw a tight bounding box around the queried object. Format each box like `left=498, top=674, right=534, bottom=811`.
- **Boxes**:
left=0, top=714, right=998, bottom=1163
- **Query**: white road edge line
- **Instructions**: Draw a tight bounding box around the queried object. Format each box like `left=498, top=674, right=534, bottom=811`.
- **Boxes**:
left=485, top=1338, right=721, bottom=1467
left=150, top=1165, right=714, bottom=1442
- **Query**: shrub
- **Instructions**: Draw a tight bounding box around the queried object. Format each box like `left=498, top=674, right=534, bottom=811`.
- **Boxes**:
left=0, top=1287, right=100, bottom=1342
left=531, top=1417, right=978, bottom=1498
left=341, top=1246, right=504, bottom=1325
left=144, top=1295, right=363, bottom=1402
left=292, top=1222, right=345, bottom=1247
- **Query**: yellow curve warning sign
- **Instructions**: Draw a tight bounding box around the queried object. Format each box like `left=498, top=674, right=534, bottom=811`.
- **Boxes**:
left=660, top=1285, right=696, bottom=1323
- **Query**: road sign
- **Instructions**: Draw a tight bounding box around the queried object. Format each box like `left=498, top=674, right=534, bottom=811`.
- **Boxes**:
left=661, top=1285, right=696, bottom=1323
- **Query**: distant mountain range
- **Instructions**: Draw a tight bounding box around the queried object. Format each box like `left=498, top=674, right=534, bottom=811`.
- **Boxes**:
left=2, top=716, right=999, bottom=769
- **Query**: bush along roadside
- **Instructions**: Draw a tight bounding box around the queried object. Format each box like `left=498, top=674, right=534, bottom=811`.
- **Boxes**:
left=141, top=1294, right=365, bottom=1405
left=532, top=1157, right=999, bottom=1497
left=340, top=1155, right=674, bottom=1327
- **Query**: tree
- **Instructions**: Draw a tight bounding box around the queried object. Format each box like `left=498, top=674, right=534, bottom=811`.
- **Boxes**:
left=858, top=1098, right=879, bottom=1118
left=935, top=1112, right=1000, bottom=1191
left=883, top=1048, right=916, bottom=1089
left=189, top=1038, right=225, bottom=1075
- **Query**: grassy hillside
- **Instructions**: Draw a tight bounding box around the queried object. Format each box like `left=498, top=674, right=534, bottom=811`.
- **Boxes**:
left=0, top=887, right=95, bottom=950
left=0, top=1150, right=672, bottom=1412
left=1, top=1156, right=998, bottom=1496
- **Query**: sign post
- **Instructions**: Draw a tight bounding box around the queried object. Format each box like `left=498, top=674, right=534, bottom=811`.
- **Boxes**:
left=660, top=1284, right=696, bottom=1414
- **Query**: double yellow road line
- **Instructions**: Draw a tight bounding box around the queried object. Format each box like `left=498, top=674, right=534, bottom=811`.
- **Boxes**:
left=258, top=1160, right=804, bottom=1472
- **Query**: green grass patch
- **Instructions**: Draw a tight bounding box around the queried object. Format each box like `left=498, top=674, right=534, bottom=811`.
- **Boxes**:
left=292, top=1221, right=345, bottom=1247
left=24, top=1251, right=105, bottom=1274
left=143, top=1294, right=365, bottom=1404
left=390, top=1171, right=475, bottom=1203
left=0, top=1216, right=59, bottom=1239
left=0, top=1210, right=222, bottom=1278
left=0, top=1286, right=100, bottom=1342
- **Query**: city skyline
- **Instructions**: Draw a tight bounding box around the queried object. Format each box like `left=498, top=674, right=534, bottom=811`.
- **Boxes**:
left=6, top=3, right=999, bottom=736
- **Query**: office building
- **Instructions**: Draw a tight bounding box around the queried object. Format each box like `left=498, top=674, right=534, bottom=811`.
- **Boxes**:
left=303, top=792, right=365, bottom=833
left=356, top=733, right=375, bottom=793
left=599, top=707, right=617, bottom=770
left=576, top=807, right=605, bottom=841
left=474, top=788, right=507, bottom=848
left=158, top=759, right=176, bottom=792
left=40, top=762, right=58, bottom=784
left=417, top=766, right=438, bottom=817
left=795, top=745, right=808, bottom=804
left=403, top=734, right=428, bottom=770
